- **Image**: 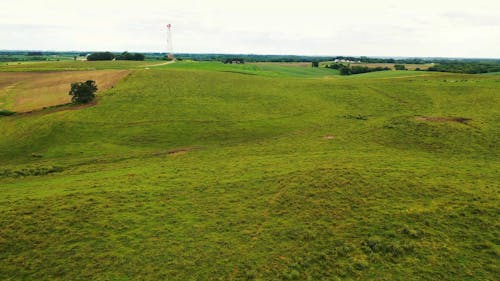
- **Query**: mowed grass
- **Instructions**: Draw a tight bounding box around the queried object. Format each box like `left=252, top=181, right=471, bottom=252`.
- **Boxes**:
left=0, top=70, right=130, bottom=112
left=159, top=61, right=341, bottom=77
left=0, top=63, right=499, bottom=280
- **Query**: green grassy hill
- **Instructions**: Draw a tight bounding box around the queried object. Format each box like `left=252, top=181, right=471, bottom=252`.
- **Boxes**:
left=0, top=62, right=499, bottom=280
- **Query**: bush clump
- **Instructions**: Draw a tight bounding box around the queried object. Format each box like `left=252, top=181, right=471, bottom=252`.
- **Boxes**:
left=0, top=109, right=16, bottom=116
left=394, top=64, right=407, bottom=70
left=0, top=166, right=63, bottom=178
left=69, top=80, right=98, bottom=104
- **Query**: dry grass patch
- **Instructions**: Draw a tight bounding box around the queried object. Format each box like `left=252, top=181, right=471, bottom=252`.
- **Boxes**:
left=0, top=70, right=130, bottom=112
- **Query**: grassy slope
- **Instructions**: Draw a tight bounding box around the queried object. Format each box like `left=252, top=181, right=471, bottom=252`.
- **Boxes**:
left=0, top=63, right=499, bottom=280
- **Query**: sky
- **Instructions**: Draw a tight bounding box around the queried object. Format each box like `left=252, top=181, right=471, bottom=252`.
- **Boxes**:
left=1, top=0, right=499, bottom=58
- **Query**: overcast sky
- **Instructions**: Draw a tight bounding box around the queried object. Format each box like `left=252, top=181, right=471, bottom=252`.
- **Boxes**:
left=1, top=0, right=499, bottom=58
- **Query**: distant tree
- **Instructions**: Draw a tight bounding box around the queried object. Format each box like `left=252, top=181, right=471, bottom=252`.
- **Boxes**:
left=328, top=63, right=341, bottom=70
left=116, top=51, right=145, bottom=61
left=337, top=64, right=390, bottom=76
left=339, top=65, right=352, bottom=75
left=27, top=51, right=43, bottom=56
left=223, top=58, right=244, bottom=64
left=394, top=64, right=407, bottom=70
left=69, top=80, right=98, bottom=104
left=87, top=52, right=115, bottom=61
left=427, top=62, right=500, bottom=74
left=312, top=61, right=319, bottom=67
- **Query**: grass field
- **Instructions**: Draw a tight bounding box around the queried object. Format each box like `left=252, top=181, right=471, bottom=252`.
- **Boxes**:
left=0, top=61, right=499, bottom=280
left=160, top=61, right=341, bottom=77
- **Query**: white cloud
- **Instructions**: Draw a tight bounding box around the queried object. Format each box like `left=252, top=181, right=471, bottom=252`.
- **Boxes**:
left=1, top=0, right=499, bottom=57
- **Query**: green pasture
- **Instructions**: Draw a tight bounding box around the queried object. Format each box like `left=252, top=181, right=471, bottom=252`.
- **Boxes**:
left=0, top=61, right=499, bottom=280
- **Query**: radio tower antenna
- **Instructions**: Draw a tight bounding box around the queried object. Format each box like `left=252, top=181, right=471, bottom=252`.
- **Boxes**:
left=166, top=24, right=174, bottom=59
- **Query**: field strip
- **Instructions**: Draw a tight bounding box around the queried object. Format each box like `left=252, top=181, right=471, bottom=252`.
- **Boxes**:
left=143, top=61, right=176, bottom=68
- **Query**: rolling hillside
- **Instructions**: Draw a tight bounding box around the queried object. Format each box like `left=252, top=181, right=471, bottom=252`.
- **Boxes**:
left=0, top=62, right=499, bottom=280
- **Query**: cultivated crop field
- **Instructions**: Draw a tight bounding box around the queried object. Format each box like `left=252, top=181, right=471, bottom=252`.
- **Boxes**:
left=0, top=70, right=130, bottom=112
left=0, top=61, right=499, bottom=280
left=0, top=60, right=163, bottom=72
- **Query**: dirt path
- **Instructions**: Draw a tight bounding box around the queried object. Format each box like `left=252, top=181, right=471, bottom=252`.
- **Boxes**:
left=143, top=60, right=176, bottom=68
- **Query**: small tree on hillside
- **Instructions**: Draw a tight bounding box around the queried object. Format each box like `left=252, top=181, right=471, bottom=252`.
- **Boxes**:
left=312, top=61, right=319, bottom=67
left=394, top=64, right=407, bottom=70
left=69, top=80, right=98, bottom=104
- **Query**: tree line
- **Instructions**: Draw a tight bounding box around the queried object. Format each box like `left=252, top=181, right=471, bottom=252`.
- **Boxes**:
left=427, top=62, right=500, bottom=74
left=87, top=52, right=145, bottom=61
left=327, top=63, right=391, bottom=75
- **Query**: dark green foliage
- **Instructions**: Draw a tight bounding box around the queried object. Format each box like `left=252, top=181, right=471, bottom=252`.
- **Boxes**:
left=328, top=63, right=342, bottom=69
left=0, top=166, right=63, bottom=178
left=68, top=80, right=98, bottom=104
left=339, top=65, right=352, bottom=75
left=0, top=110, right=15, bottom=116
left=335, top=64, right=391, bottom=75
left=344, top=114, right=369, bottom=120
left=116, top=51, right=145, bottom=61
left=311, top=61, right=319, bottom=67
left=394, top=64, right=407, bottom=70
left=428, top=62, right=500, bottom=74
left=223, top=58, right=245, bottom=64
left=87, top=52, right=115, bottom=61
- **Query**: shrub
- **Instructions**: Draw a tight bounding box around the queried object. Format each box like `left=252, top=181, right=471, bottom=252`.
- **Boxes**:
left=339, top=65, right=352, bottom=75
left=69, top=80, right=98, bottom=104
left=0, top=166, right=63, bottom=178
left=328, top=63, right=341, bottom=69
left=0, top=109, right=15, bottom=116
left=394, top=64, right=407, bottom=70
